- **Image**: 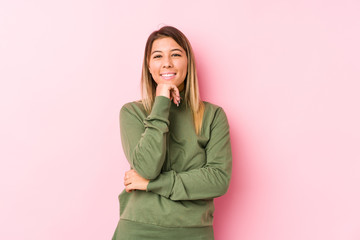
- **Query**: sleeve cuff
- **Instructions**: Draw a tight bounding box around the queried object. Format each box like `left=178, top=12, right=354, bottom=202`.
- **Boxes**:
left=148, top=96, right=171, bottom=120
left=143, top=96, right=171, bottom=132
left=146, top=171, right=175, bottom=198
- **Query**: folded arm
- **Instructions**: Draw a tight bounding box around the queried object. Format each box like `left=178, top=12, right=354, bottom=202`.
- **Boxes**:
left=146, top=107, right=232, bottom=200
left=120, top=96, right=171, bottom=180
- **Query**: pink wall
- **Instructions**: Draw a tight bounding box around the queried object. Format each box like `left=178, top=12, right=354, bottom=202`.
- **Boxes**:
left=1, top=0, right=359, bottom=239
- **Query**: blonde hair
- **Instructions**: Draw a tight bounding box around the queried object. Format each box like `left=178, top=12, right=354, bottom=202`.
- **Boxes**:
left=141, top=26, right=204, bottom=135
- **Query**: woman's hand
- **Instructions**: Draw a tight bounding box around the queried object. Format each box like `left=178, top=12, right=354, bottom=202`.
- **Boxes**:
left=156, top=83, right=180, bottom=106
left=124, top=169, right=150, bottom=193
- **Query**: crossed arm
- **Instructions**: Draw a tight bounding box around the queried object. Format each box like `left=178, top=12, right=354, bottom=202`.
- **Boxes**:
left=120, top=98, right=232, bottom=201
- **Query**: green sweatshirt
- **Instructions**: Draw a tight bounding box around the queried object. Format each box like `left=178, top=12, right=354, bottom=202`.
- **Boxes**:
left=118, top=90, right=232, bottom=227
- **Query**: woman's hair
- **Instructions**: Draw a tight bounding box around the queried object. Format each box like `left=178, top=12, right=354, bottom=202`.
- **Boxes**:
left=141, top=26, right=204, bottom=135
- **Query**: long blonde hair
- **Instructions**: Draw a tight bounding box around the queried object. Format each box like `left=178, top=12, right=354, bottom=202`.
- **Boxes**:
left=141, top=26, right=204, bottom=135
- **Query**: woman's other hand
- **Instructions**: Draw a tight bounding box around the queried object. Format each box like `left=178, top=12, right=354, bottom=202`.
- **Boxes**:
left=156, top=83, right=180, bottom=106
left=124, top=169, right=150, bottom=193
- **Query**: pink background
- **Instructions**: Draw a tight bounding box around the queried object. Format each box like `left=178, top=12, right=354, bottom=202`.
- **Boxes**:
left=1, top=0, right=359, bottom=239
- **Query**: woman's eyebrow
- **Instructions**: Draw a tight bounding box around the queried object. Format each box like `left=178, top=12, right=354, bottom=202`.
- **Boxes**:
left=151, top=48, right=183, bottom=55
left=151, top=50, right=162, bottom=55
left=171, top=48, right=183, bottom=52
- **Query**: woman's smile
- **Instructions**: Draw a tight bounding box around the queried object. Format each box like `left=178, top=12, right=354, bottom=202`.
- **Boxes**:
left=148, top=37, right=188, bottom=87
left=160, top=72, right=176, bottom=80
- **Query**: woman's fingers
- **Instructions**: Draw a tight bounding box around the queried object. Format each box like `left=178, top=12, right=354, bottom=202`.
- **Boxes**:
left=124, top=177, right=133, bottom=192
left=124, top=170, right=132, bottom=187
left=170, top=91, right=177, bottom=105
left=169, top=86, right=180, bottom=105
left=125, top=185, right=133, bottom=193
left=156, top=83, right=180, bottom=105
left=124, top=178, right=131, bottom=186
left=124, top=170, right=136, bottom=192
left=123, top=169, right=150, bottom=192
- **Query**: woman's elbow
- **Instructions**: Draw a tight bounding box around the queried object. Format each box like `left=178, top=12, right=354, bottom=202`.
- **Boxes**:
left=134, top=165, right=161, bottom=180
left=216, top=173, right=231, bottom=197
left=131, top=152, right=164, bottom=180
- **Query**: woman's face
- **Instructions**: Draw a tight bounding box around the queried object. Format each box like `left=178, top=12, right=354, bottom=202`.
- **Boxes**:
left=148, top=37, right=188, bottom=88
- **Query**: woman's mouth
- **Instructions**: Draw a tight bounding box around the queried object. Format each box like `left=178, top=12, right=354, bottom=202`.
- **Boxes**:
left=160, top=73, right=176, bottom=80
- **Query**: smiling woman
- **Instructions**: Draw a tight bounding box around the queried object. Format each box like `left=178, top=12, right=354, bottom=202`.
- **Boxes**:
left=112, top=26, right=232, bottom=240
left=148, top=37, right=188, bottom=96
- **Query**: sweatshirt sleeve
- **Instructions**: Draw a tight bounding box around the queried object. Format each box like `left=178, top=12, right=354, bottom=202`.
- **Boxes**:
left=119, top=96, right=171, bottom=180
left=146, top=107, right=232, bottom=200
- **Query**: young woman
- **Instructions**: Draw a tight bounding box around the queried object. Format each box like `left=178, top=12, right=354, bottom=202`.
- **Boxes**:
left=112, top=26, right=232, bottom=240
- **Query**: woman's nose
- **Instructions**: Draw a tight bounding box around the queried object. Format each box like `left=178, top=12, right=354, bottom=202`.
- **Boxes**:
left=162, top=56, right=173, bottom=68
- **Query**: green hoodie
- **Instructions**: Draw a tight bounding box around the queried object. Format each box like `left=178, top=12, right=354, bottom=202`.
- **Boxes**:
left=117, top=91, right=232, bottom=227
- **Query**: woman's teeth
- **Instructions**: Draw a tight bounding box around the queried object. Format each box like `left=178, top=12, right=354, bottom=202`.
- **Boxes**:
left=161, top=73, right=176, bottom=80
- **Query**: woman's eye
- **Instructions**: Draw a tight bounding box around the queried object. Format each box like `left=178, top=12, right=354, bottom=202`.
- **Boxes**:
left=153, top=55, right=162, bottom=59
left=172, top=53, right=181, bottom=57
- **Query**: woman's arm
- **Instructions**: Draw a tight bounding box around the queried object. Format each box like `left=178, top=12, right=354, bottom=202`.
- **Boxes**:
left=125, top=107, right=232, bottom=200
left=120, top=84, right=180, bottom=180
left=147, top=108, right=232, bottom=200
left=120, top=95, right=171, bottom=180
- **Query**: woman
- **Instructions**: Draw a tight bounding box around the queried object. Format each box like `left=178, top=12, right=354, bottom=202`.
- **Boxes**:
left=112, top=26, right=232, bottom=240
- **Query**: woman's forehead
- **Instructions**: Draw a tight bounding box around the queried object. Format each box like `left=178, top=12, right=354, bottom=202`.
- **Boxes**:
left=151, top=37, right=184, bottom=53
